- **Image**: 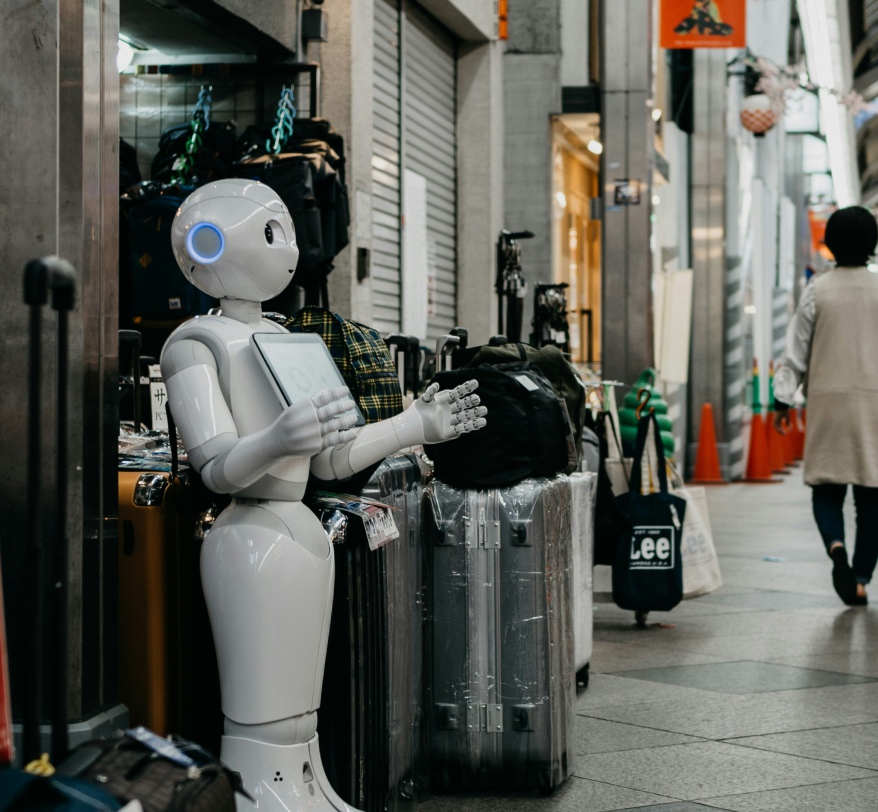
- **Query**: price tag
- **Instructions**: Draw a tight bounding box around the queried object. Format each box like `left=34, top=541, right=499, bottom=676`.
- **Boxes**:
left=311, top=492, right=400, bottom=552
left=362, top=506, right=400, bottom=551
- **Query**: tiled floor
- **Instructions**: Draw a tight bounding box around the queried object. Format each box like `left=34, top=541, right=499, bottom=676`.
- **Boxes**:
left=422, top=470, right=878, bottom=811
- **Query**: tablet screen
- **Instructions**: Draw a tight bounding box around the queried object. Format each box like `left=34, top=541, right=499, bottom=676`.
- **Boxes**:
left=251, top=333, right=365, bottom=426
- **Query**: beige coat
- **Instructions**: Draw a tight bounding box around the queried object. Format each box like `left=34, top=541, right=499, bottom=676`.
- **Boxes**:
left=800, top=267, right=878, bottom=486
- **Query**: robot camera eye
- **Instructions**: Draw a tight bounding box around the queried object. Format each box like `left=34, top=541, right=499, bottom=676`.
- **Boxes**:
left=265, top=223, right=274, bottom=245
left=186, top=222, right=225, bottom=265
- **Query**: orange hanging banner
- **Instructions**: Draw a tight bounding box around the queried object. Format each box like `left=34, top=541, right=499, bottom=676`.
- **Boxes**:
left=660, top=0, right=746, bottom=49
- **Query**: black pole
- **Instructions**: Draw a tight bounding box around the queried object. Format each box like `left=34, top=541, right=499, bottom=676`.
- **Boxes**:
left=49, top=261, right=74, bottom=763
left=22, top=260, right=49, bottom=763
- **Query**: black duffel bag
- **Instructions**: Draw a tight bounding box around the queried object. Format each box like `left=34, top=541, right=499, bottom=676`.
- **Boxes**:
left=56, top=727, right=245, bottom=812
left=425, top=363, right=570, bottom=488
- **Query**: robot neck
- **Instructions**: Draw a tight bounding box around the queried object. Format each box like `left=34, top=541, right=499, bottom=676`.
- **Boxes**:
left=220, top=298, right=264, bottom=327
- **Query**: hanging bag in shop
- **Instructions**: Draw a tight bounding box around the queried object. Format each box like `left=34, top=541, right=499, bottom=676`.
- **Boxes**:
left=613, top=412, right=686, bottom=613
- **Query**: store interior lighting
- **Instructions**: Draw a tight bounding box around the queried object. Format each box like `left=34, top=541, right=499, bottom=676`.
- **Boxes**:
left=797, top=0, right=860, bottom=206
left=652, top=108, right=663, bottom=122
left=587, top=139, right=603, bottom=155
left=117, top=38, right=135, bottom=72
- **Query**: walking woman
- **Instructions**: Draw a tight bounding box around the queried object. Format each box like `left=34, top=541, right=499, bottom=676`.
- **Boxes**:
left=775, top=206, right=878, bottom=606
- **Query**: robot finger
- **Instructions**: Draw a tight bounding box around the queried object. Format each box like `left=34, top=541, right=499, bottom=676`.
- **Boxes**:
left=322, top=411, right=359, bottom=433
left=420, top=382, right=441, bottom=404
left=317, top=396, right=358, bottom=421
left=313, top=386, right=353, bottom=408
left=447, top=380, right=479, bottom=402
left=452, top=417, right=488, bottom=436
left=449, top=393, right=481, bottom=414
left=450, top=406, right=488, bottom=424
left=321, top=428, right=359, bottom=450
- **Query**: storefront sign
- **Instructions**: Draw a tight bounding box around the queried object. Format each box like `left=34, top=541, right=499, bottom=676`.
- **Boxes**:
left=660, top=0, right=746, bottom=49
left=614, top=179, right=641, bottom=206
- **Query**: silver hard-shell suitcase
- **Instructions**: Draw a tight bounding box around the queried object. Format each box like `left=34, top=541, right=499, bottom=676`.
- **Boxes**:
left=426, top=476, right=575, bottom=790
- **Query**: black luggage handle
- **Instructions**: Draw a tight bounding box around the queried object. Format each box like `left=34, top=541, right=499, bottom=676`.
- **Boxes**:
left=23, top=257, right=76, bottom=765
left=119, top=330, right=143, bottom=433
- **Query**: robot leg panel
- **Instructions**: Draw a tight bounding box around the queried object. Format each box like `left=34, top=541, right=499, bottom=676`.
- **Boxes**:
left=223, top=733, right=362, bottom=812
left=201, top=501, right=334, bottom=725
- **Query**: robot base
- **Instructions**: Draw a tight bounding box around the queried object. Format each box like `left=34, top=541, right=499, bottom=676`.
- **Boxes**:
left=224, top=732, right=363, bottom=812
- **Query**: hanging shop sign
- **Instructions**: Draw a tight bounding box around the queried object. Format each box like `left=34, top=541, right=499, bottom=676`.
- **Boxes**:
left=660, top=0, right=746, bottom=49
left=614, top=179, right=641, bottom=206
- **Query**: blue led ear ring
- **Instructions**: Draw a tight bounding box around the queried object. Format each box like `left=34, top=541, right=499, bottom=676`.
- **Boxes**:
left=186, top=222, right=225, bottom=264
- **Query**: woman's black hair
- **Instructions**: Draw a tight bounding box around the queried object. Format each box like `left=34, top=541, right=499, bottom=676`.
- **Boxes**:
left=824, top=206, right=878, bottom=267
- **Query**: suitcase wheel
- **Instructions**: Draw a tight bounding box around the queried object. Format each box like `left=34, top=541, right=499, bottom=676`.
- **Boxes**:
left=576, top=663, right=590, bottom=690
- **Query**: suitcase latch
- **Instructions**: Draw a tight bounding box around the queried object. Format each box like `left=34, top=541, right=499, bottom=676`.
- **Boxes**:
left=474, top=515, right=501, bottom=549
left=466, top=703, right=503, bottom=733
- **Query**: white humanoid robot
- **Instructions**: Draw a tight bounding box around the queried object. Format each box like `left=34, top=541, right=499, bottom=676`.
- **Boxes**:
left=160, top=179, right=486, bottom=811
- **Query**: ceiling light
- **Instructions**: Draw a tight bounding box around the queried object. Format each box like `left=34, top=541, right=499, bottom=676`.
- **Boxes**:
left=652, top=194, right=661, bottom=206
left=555, top=191, right=567, bottom=209
left=652, top=108, right=662, bottom=122
left=587, top=140, right=603, bottom=155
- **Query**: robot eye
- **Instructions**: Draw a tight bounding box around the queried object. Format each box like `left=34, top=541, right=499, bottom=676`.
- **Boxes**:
left=186, top=222, right=225, bottom=264
left=265, top=223, right=274, bottom=245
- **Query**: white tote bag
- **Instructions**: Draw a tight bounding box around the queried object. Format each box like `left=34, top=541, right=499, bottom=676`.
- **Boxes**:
left=672, top=485, right=722, bottom=598
left=604, top=387, right=634, bottom=496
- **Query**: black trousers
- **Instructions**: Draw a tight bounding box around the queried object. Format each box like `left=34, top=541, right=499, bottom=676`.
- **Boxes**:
left=812, top=484, right=878, bottom=584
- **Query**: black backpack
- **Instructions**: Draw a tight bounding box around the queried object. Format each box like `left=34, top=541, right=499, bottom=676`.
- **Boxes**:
left=425, top=363, right=570, bottom=488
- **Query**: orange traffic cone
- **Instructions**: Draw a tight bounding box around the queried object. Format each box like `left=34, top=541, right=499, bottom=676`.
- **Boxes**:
left=691, top=403, right=725, bottom=483
left=765, top=413, right=787, bottom=473
left=745, top=412, right=776, bottom=482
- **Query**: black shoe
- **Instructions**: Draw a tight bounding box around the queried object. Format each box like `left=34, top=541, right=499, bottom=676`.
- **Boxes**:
left=831, top=546, right=861, bottom=605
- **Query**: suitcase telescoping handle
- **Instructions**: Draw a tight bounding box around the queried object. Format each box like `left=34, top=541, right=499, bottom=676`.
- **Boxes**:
left=119, top=330, right=143, bottom=433
left=435, top=335, right=460, bottom=373
left=22, top=256, right=76, bottom=766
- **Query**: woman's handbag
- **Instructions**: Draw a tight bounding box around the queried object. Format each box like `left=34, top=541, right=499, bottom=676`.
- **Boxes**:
left=612, top=412, right=687, bottom=613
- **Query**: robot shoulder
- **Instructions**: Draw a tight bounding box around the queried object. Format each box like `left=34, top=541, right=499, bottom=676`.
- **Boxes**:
left=161, top=317, right=232, bottom=381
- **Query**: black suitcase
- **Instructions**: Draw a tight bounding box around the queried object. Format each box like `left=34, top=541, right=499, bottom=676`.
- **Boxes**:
left=313, top=453, right=429, bottom=812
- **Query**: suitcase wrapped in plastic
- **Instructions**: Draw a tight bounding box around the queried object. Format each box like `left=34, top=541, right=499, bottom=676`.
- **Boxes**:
left=313, top=453, right=430, bottom=812
left=425, top=476, right=575, bottom=790
left=569, top=473, right=597, bottom=682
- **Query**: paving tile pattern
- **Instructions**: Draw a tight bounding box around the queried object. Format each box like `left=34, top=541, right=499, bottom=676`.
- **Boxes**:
left=419, top=470, right=878, bottom=812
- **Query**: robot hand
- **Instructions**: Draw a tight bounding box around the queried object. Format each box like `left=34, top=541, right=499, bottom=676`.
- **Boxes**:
left=274, top=387, right=359, bottom=457
left=409, top=380, right=487, bottom=444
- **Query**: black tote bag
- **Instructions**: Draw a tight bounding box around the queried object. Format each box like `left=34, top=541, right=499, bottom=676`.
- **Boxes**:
left=612, top=412, right=686, bottom=612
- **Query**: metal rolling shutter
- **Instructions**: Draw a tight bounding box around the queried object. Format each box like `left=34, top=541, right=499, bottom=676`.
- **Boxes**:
left=402, top=2, right=457, bottom=339
left=372, top=0, right=403, bottom=332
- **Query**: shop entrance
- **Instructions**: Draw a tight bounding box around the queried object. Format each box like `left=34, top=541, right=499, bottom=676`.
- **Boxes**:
left=551, top=114, right=602, bottom=368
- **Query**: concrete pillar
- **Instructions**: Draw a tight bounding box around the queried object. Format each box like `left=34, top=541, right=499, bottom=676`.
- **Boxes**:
left=0, top=0, right=119, bottom=724
left=503, top=0, right=562, bottom=340
left=688, top=49, right=729, bottom=470
left=600, top=0, right=655, bottom=384
left=457, top=39, right=505, bottom=345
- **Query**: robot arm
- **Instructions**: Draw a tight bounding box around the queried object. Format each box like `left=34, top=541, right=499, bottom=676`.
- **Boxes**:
left=162, top=338, right=358, bottom=494
left=310, top=380, right=487, bottom=481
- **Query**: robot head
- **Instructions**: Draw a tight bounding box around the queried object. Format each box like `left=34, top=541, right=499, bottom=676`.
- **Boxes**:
left=171, top=179, right=299, bottom=302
